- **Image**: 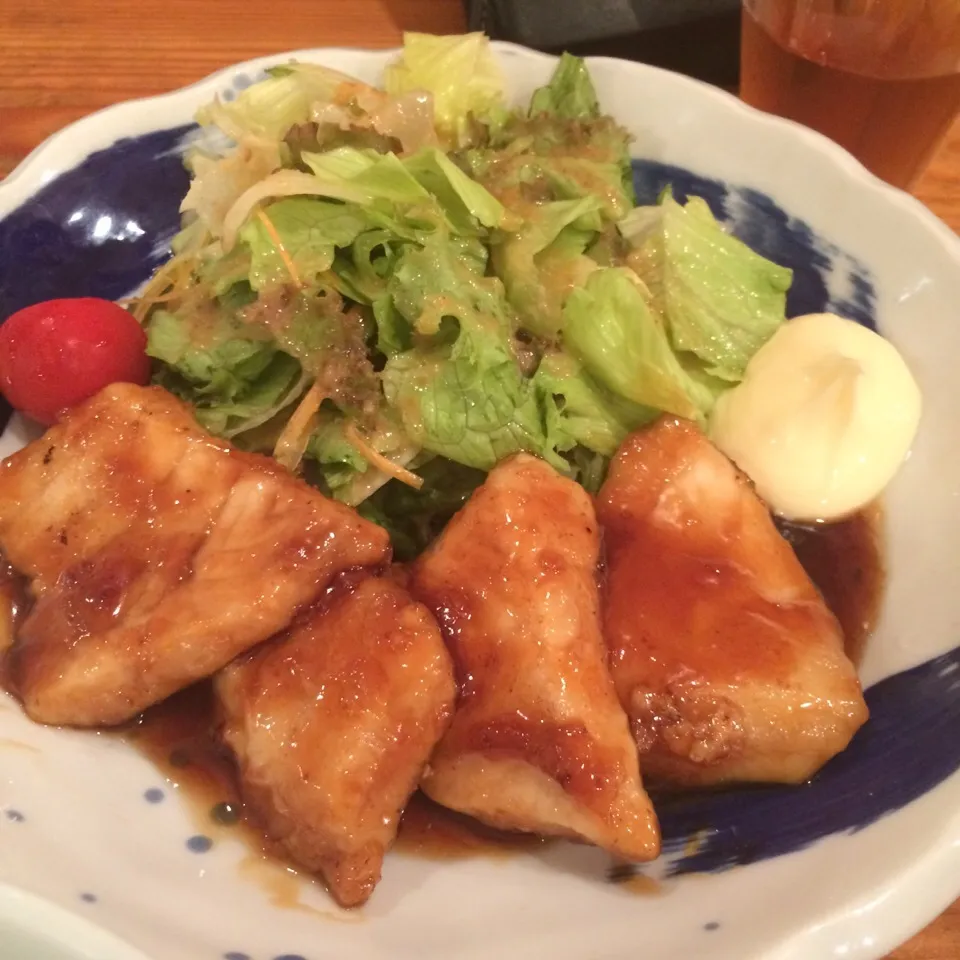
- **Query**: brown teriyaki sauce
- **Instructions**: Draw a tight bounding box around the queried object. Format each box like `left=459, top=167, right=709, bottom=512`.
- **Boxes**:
left=0, top=559, right=30, bottom=693
left=775, top=500, right=885, bottom=666
left=121, top=682, right=542, bottom=842
left=25, top=505, right=882, bottom=898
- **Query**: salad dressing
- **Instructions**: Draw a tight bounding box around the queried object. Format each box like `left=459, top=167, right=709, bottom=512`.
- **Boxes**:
left=181, top=300, right=240, bottom=351
left=0, top=561, right=29, bottom=693
left=119, top=682, right=543, bottom=868
left=777, top=503, right=884, bottom=667
left=537, top=252, right=593, bottom=316
left=0, top=560, right=27, bottom=657
left=551, top=156, right=627, bottom=218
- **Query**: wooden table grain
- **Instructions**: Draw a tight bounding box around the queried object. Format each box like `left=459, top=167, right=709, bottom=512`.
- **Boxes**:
left=1, top=1, right=958, bottom=957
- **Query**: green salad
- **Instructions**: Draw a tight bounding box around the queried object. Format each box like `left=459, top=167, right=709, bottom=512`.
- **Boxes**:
left=133, top=32, right=793, bottom=557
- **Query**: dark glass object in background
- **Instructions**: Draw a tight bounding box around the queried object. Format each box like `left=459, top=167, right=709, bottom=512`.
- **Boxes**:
left=464, top=0, right=742, bottom=90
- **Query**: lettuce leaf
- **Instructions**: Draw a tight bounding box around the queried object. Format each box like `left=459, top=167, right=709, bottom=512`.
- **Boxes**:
left=303, top=145, right=508, bottom=235
left=379, top=232, right=558, bottom=471
left=196, top=62, right=358, bottom=143
left=561, top=267, right=717, bottom=420
left=382, top=312, right=557, bottom=471
left=458, top=113, right=635, bottom=222
left=238, top=197, right=370, bottom=290
left=366, top=231, right=487, bottom=358
left=145, top=309, right=304, bottom=438
left=493, top=196, right=602, bottom=338
left=523, top=52, right=636, bottom=208
left=231, top=151, right=472, bottom=304
left=332, top=229, right=407, bottom=304
left=534, top=351, right=656, bottom=457
left=301, top=148, right=434, bottom=207
left=386, top=232, right=494, bottom=333
left=359, top=457, right=486, bottom=560
left=383, top=32, right=507, bottom=147
left=620, top=195, right=792, bottom=379
left=239, top=288, right=379, bottom=418
left=304, top=410, right=421, bottom=507
left=306, top=415, right=370, bottom=493
left=566, top=445, right=609, bottom=495
left=301, top=147, right=510, bottom=239
left=403, top=147, right=508, bottom=231
left=529, top=52, right=600, bottom=120
left=372, top=295, right=410, bottom=356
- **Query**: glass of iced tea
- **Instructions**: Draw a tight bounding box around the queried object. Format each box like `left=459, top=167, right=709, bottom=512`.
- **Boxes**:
left=740, top=0, right=960, bottom=189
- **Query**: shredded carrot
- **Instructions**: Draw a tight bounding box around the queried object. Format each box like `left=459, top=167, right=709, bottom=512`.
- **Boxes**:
left=273, top=381, right=325, bottom=472
left=127, top=252, right=196, bottom=323
left=344, top=422, right=424, bottom=490
left=122, top=289, right=185, bottom=310
left=257, top=208, right=302, bottom=289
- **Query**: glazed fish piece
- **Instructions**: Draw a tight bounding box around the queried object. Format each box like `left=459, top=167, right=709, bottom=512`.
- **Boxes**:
left=0, top=383, right=389, bottom=727
left=412, top=454, right=660, bottom=862
left=216, top=575, right=456, bottom=907
left=596, top=416, right=869, bottom=787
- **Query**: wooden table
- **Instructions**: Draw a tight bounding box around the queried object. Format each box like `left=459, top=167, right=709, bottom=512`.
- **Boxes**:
left=1, top=1, right=958, bottom=956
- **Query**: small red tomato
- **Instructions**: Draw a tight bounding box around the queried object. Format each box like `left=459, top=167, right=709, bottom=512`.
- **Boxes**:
left=0, top=298, right=151, bottom=425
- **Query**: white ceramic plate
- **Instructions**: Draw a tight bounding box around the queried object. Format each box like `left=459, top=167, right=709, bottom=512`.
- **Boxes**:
left=0, top=42, right=958, bottom=960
